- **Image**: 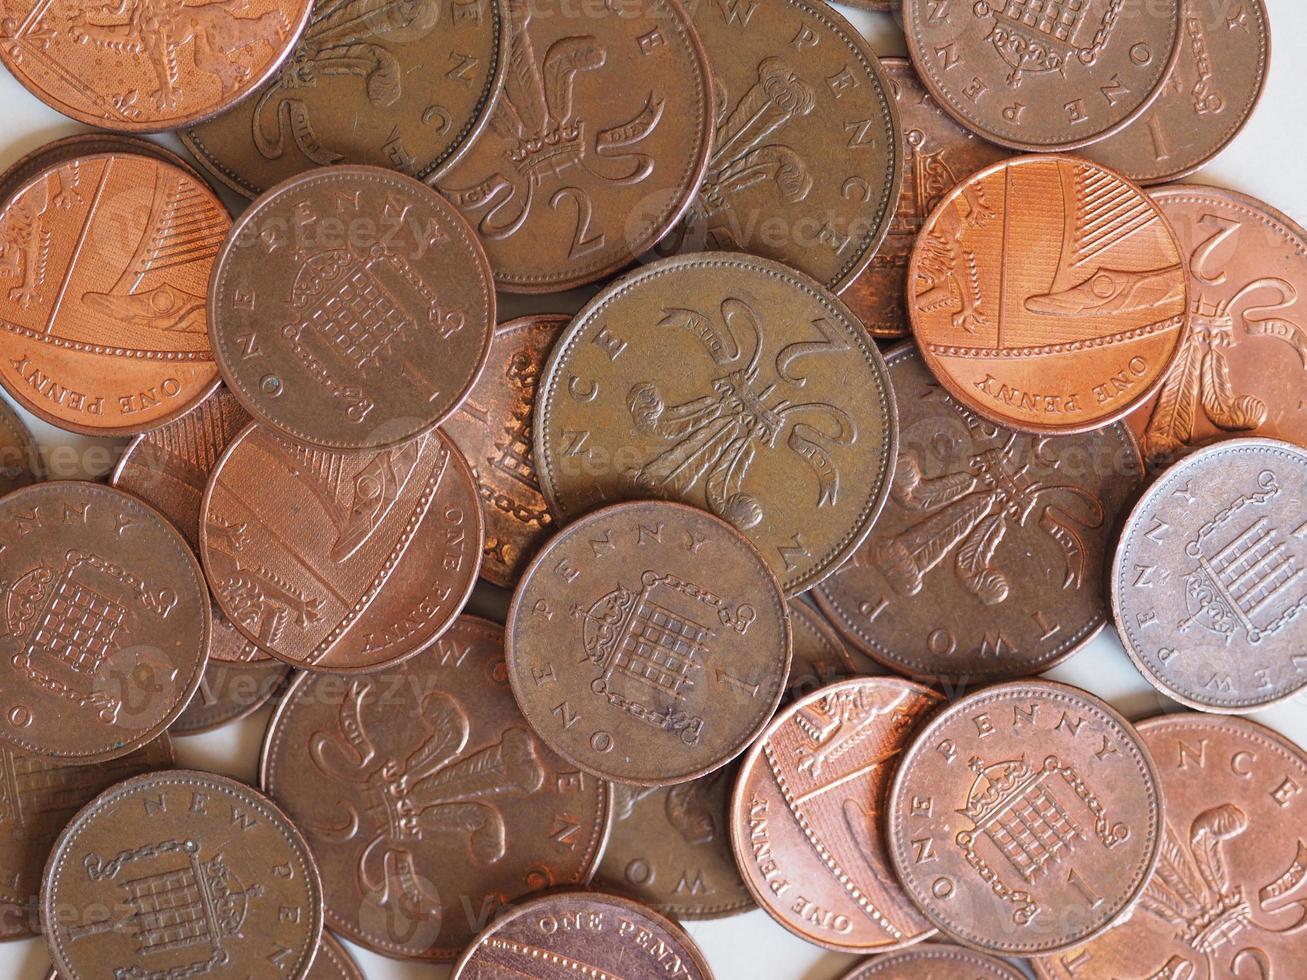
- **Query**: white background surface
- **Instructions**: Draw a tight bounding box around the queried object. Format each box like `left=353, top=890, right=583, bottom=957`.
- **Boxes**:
left=1, top=1, right=1305, bottom=977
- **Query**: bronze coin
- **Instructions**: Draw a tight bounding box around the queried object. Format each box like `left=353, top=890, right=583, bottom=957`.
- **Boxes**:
left=451, top=891, right=713, bottom=979
left=731, top=676, right=941, bottom=953
left=839, top=58, right=1012, bottom=340
left=181, top=0, right=509, bottom=198
left=0, top=395, right=41, bottom=496
left=0, top=482, right=209, bottom=762
left=1131, top=185, right=1307, bottom=468
left=41, top=769, right=323, bottom=980
left=0, top=134, right=206, bottom=209
left=886, top=680, right=1164, bottom=955
left=0, top=737, right=172, bottom=941
left=112, top=387, right=269, bottom=664
left=208, top=164, right=494, bottom=451
left=909, top=155, right=1188, bottom=434
left=1031, top=713, right=1307, bottom=980
left=0, top=153, right=228, bottom=435
left=437, top=0, right=713, bottom=293
left=506, top=499, right=791, bottom=786
left=903, top=0, right=1181, bottom=152
left=534, top=253, right=898, bottom=596
left=1080, top=0, right=1271, bottom=184
left=260, top=616, right=611, bottom=961
left=200, top=422, right=482, bottom=672
left=442, top=314, right=566, bottom=589
left=660, top=0, right=903, bottom=293
left=1112, top=437, right=1307, bottom=713
left=814, top=343, right=1143, bottom=686
left=841, top=942, right=1027, bottom=980
left=785, top=597, right=856, bottom=703
left=311, top=933, right=364, bottom=980
left=169, top=659, right=292, bottom=736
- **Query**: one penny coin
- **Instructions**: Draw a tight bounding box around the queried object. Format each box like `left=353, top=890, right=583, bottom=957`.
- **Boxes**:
left=886, top=681, right=1164, bottom=955
left=841, top=943, right=1027, bottom=980
left=170, top=659, right=291, bottom=736
left=200, top=422, right=482, bottom=672
left=260, top=616, right=611, bottom=961
left=909, top=155, right=1188, bottom=434
left=904, top=0, right=1181, bottom=152
left=0, top=153, right=228, bottom=435
left=0, top=737, right=171, bottom=940
left=1112, top=438, right=1307, bottom=712
left=437, top=0, right=713, bottom=292
left=535, top=253, right=898, bottom=596
left=1080, top=0, right=1271, bottom=184
left=0, top=134, right=206, bottom=208
left=208, top=165, right=494, bottom=451
left=41, top=769, right=323, bottom=980
left=1032, top=714, right=1307, bottom=980
left=113, top=388, right=268, bottom=663
left=661, top=0, right=902, bottom=293
left=731, top=676, right=941, bottom=953
left=1131, top=186, right=1307, bottom=468
left=839, top=58, right=1011, bottom=340
left=442, top=314, right=566, bottom=588
left=0, top=396, right=40, bottom=496
left=785, top=598, right=856, bottom=703
left=451, top=891, right=713, bottom=979
left=0, top=482, right=209, bottom=762
left=181, top=0, right=509, bottom=197
left=507, top=499, right=791, bottom=786
left=0, top=0, right=312, bottom=131
left=814, top=343, right=1143, bottom=686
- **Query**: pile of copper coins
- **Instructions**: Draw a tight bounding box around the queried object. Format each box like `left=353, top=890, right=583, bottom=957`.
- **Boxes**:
left=0, top=0, right=1302, bottom=977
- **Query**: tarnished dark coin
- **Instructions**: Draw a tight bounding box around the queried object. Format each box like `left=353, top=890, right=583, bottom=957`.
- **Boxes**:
left=839, top=58, right=1011, bottom=340
left=170, top=659, right=291, bottom=736
left=1112, top=438, right=1307, bottom=712
left=0, top=134, right=206, bottom=208
left=785, top=598, right=856, bottom=703
left=201, top=422, right=482, bottom=672
left=0, top=154, right=228, bottom=435
left=903, top=0, right=1181, bottom=152
left=48, top=930, right=361, bottom=980
left=41, top=769, right=322, bottom=980
left=451, top=891, right=713, bottom=979
left=814, top=343, right=1142, bottom=686
left=0, top=482, right=209, bottom=762
left=208, top=164, right=494, bottom=451
left=437, top=0, right=713, bottom=292
left=260, top=616, right=611, bottom=960
left=0, top=0, right=312, bottom=131
left=1131, top=186, right=1307, bottom=468
left=535, top=253, right=897, bottom=596
left=507, top=499, right=791, bottom=785
left=731, top=677, right=941, bottom=953
left=1081, top=0, right=1270, bottom=184
left=886, top=681, right=1164, bottom=955
left=0, top=396, right=41, bottom=496
left=443, top=314, right=565, bottom=588
left=0, top=738, right=171, bottom=940
left=1032, top=714, right=1307, bottom=980
left=842, top=943, right=1027, bottom=979
left=660, top=0, right=902, bottom=293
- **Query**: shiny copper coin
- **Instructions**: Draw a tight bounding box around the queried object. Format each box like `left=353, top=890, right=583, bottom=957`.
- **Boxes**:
left=886, top=680, right=1164, bottom=955
left=1081, top=0, right=1271, bottom=184
left=1032, top=714, right=1307, bottom=980
left=0, top=395, right=40, bottom=496
left=786, top=597, right=856, bottom=703
left=170, top=659, right=291, bottom=736
left=842, top=943, right=1027, bottom=980
left=814, top=343, right=1142, bottom=686
left=839, top=58, right=1011, bottom=340
left=909, top=155, right=1187, bottom=434
left=443, top=314, right=565, bottom=588
left=1130, top=186, right=1307, bottom=468
left=535, top=253, right=898, bottom=596
left=0, top=482, right=209, bottom=762
left=260, top=616, right=611, bottom=960
left=731, top=676, right=941, bottom=952
left=437, top=0, right=713, bottom=293
left=451, top=891, right=713, bottom=979
left=0, top=153, right=228, bottom=435
left=113, top=387, right=268, bottom=664
left=904, top=0, right=1181, bottom=152
left=507, top=499, right=791, bottom=785
left=41, top=769, right=323, bottom=980
left=0, top=737, right=171, bottom=940
left=209, top=164, right=494, bottom=451
left=0, top=134, right=206, bottom=208
left=1112, top=438, right=1307, bottom=712
left=201, top=422, right=482, bottom=672
left=659, top=0, right=902, bottom=293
